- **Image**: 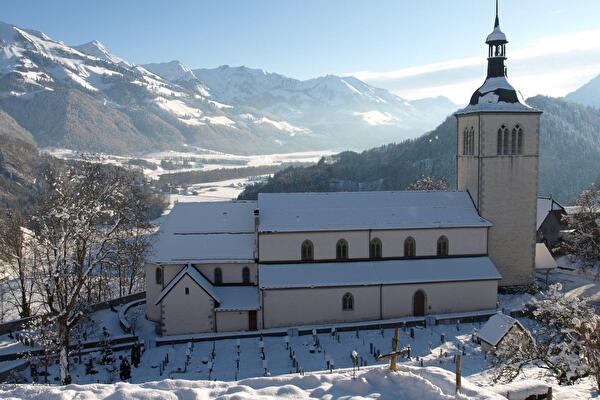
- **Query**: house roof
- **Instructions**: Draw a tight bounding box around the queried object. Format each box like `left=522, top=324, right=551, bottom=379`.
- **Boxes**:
left=257, top=191, right=491, bottom=233
left=214, top=286, right=260, bottom=311
left=150, top=232, right=255, bottom=264
left=258, top=256, right=501, bottom=289
left=478, top=313, right=524, bottom=347
left=535, top=243, right=558, bottom=271
left=159, top=201, right=256, bottom=234
left=155, top=264, right=219, bottom=305
left=536, top=197, right=566, bottom=230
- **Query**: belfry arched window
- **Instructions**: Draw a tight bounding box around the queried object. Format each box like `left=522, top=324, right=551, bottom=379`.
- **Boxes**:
left=404, top=237, right=416, bottom=257
left=511, top=127, right=517, bottom=154
left=516, top=125, right=523, bottom=154
left=503, top=125, right=510, bottom=155
left=301, top=240, right=314, bottom=261
left=336, top=239, right=349, bottom=260
left=370, top=238, right=382, bottom=259
left=342, top=292, right=354, bottom=311
left=437, top=236, right=449, bottom=256
left=469, top=127, right=475, bottom=155
left=463, top=127, right=469, bottom=155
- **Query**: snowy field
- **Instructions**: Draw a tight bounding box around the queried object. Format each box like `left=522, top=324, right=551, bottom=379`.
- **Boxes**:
left=0, top=365, right=508, bottom=400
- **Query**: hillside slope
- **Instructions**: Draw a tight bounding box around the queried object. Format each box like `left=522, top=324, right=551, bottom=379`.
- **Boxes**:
left=240, top=96, right=600, bottom=203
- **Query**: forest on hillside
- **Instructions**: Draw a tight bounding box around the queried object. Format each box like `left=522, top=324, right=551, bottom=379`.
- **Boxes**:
left=239, top=96, right=600, bottom=204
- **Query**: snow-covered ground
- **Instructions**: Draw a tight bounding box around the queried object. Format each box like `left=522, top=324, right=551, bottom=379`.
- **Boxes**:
left=0, top=365, right=507, bottom=400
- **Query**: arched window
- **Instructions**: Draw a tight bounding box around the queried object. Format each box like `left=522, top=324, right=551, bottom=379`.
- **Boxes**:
left=155, top=267, right=163, bottom=285
left=502, top=125, right=510, bottom=155
left=497, top=128, right=503, bottom=155
left=214, top=267, right=223, bottom=284
left=370, top=238, right=382, bottom=259
left=301, top=240, right=314, bottom=261
left=516, top=125, right=523, bottom=154
left=242, top=267, right=250, bottom=284
left=404, top=237, right=416, bottom=257
left=342, top=292, right=354, bottom=311
left=469, top=127, right=475, bottom=155
left=511, top=127, right=517, bottom=154
left=336, top=239, right=349, bottom=260
left=463, top=127, right=469, bottom=155
left=437, top=236, right=449, bottom=256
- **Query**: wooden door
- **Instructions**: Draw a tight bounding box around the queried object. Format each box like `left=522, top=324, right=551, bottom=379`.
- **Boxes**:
left=248, top=310, right=257, bottom=330
left=413, top=290, right=426, bottom=317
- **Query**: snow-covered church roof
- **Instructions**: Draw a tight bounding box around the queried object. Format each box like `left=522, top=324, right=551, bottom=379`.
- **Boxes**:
left=150, top=201, right=256, bottom=264
left=258, top=191, right=491, bottom=233
left=259, top=256, right=501, bottom=289
left=456, top=76, right=539, bottom=115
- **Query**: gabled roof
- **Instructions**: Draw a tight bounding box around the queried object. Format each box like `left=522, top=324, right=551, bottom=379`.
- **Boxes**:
left=478, top=313, right=526, bottom=347
left=159, top=201, right=256, bottom=234
left=154, top=264, right=220, bottom=305
left=259, top=256, right=501, bottom=289
left=258, top=191, right=491, bottom=233
left=537, top=197, right=566, bottom=230
left=150, top=233, right=255, bottom=264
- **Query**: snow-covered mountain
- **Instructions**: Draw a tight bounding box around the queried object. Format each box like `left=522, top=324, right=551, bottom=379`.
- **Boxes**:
left=193, top=66, right=458, bottom=147
left=565, top=74, right=600, bottom=108
left=0, top=20, right=457, bottom=155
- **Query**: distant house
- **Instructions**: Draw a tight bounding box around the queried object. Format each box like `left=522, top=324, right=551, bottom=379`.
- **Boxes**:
left=478, top=313, right=533, bottom=352
left=536, top=197, right=567, bottom=248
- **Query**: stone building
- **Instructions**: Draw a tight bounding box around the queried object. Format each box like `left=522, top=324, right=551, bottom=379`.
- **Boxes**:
left=145, top=3, right=542, bottom=335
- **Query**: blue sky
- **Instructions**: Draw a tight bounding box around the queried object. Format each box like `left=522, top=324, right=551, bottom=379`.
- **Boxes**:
left=3, top=0, right=600, bottom=102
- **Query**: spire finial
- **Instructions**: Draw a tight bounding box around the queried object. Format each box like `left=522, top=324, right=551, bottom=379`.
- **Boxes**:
left=494, top=0, right=500, bottom=28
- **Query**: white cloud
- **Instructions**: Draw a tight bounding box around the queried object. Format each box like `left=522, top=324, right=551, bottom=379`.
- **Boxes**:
left=352, top=28, right=600, bottom=103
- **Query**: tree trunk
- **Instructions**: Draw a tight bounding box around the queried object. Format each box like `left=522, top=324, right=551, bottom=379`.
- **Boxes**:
left=58, top=321, right=71, bottom=385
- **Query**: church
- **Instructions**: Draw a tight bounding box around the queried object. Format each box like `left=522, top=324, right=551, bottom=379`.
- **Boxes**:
left=145, top=4, right=542, bottom=336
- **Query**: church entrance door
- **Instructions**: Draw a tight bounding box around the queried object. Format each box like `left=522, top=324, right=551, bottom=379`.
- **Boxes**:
left=413, top=290, right=426, bottom=316
left=248, top=310, right=257, bottom=330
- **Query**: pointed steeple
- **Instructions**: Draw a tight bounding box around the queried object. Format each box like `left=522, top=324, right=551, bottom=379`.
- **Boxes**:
left=494, top=0, right=500, bottom=28
left=456, top=1, right=536, bottom=114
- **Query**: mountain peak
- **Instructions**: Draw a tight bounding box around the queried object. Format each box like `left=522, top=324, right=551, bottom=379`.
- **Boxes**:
left=142, top=60, right=198, bottom=82
left=565, top=74, right=600, bottom=108
left=74, top=40, right=131, bottom=67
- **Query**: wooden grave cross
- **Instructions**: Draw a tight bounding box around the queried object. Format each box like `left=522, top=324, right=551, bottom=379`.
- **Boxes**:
left=376, top=328, right=410, bottom=371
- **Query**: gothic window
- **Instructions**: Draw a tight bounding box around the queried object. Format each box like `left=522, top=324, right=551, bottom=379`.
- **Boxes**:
left=497, top=127, right=503, bottom=155
left=437, top=236, right=449, bottom=256
left=516, top=125, right=523, bottom=154
left=214, top=267, right=223, bottom=284
left=342, top=292, right=354, bottom=311
left=301, top=240, right=314, bottom=261
left=463, top=127, right=469, bottom=155
left=511, top=127, right=517, bottom=154
left=502, top=125, right=510, bottom=155
left=155, top=267, right=163, bottom=285
left=470, top=127, right=475, bottom=155
left=242, top=267, right=250, bottom=284
left=404, top=237, right=416, bottom=257
left=336, top=239, right=349, bottom=260
left=370, top=237, right=382, bottom=259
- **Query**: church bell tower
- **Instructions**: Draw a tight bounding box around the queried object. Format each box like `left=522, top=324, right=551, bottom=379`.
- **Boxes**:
left=455, top=1, right=542, bottom=288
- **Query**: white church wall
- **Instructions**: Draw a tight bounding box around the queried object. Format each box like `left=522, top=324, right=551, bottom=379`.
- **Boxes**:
left=216, top=311, right=255, bottom=332
left=262, top=286, right=380, bottom=328
left=144, top=262, right=162, bottom=322
left=373, top=228, right=487, bottom=257
left=161, top=274, right=215, bottom=335
left=259, top=227, right=487, bottom=262
left=194, top=263, right=257, bottom=285
left=381, top=280, right=498, bottom=318
left=259, top=231, right=369, bottom=261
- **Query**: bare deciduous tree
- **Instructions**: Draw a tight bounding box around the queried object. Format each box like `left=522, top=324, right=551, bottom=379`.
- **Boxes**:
left=407, top=176, right=448, bottom=191
left=30, top=162, right=152, bottom=384
left=564, top=183, right=600, bottom=274
left=0, top=210, right=37, bottom=319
